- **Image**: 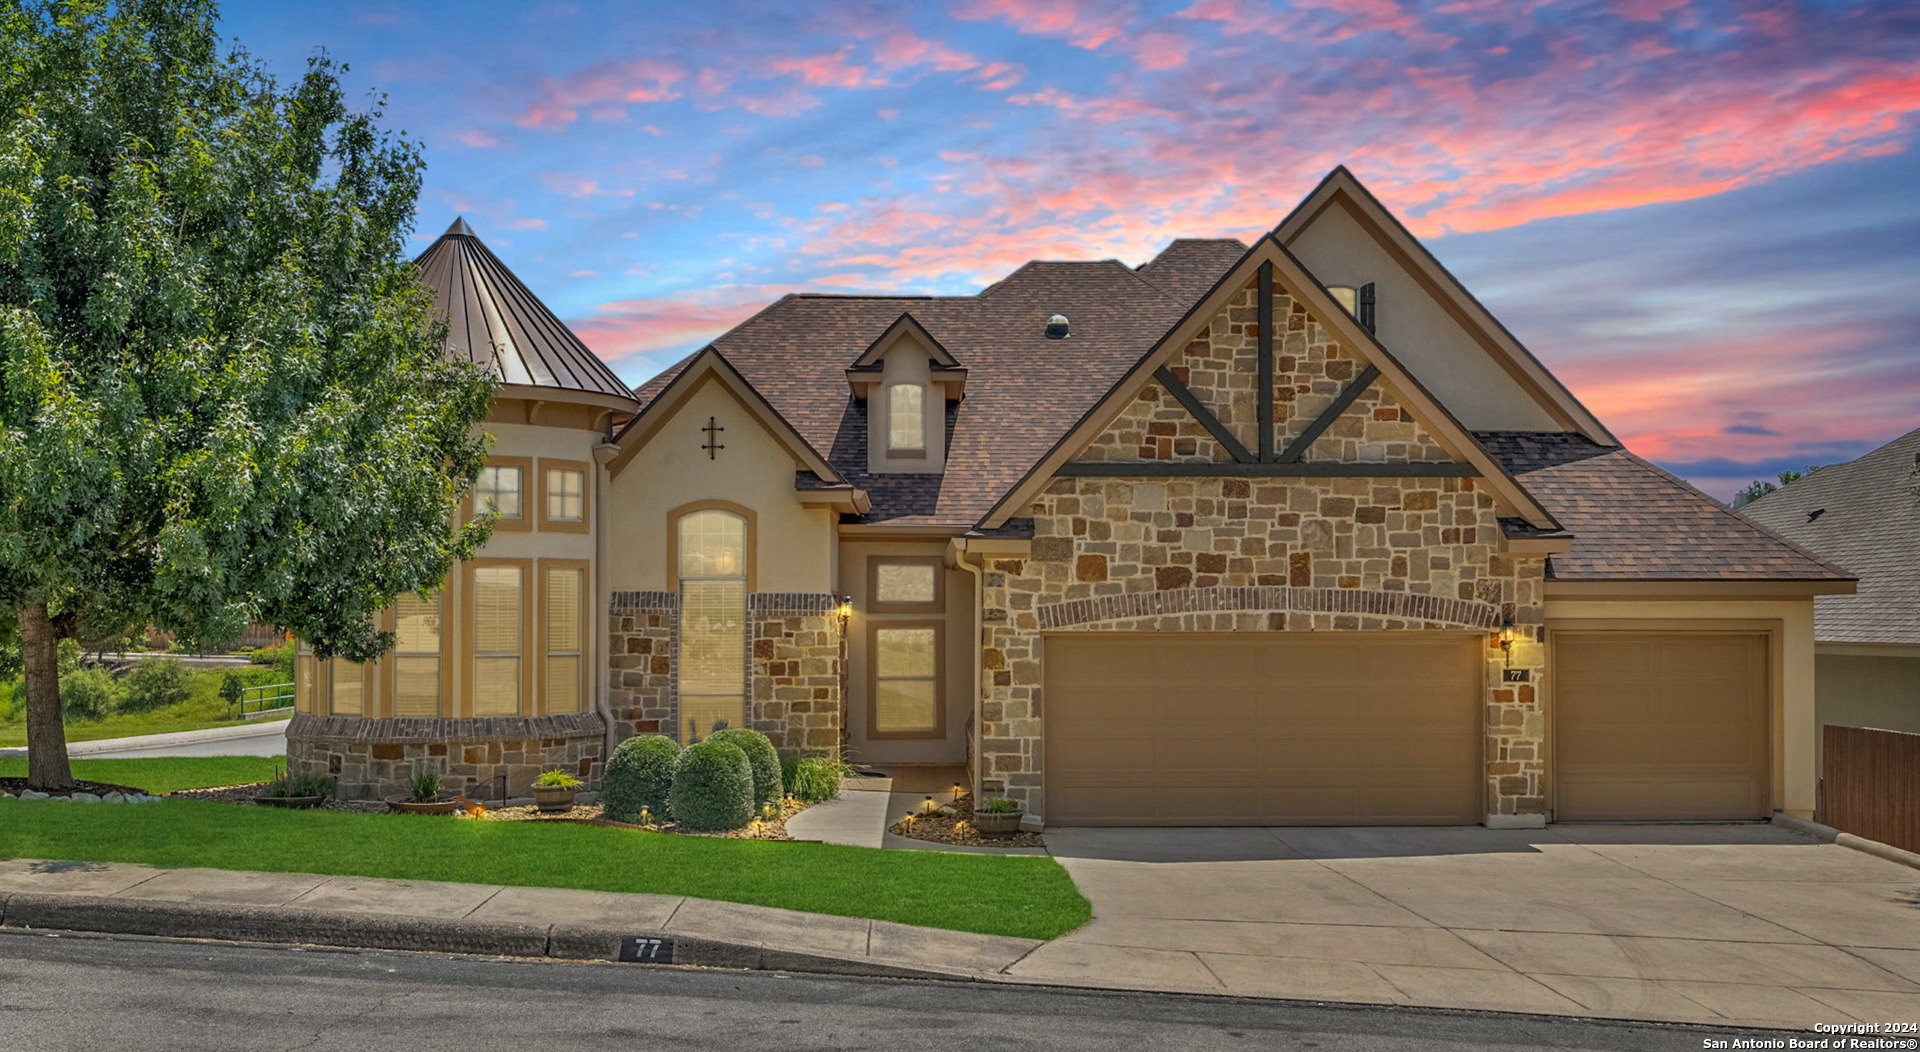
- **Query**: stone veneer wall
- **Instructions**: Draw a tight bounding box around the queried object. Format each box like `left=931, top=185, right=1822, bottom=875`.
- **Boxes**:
left=976, top=275, right=1548, bottom=823
left=286, top=712, right=606, bottom=801
left=607, top=590, right=842, bottom=753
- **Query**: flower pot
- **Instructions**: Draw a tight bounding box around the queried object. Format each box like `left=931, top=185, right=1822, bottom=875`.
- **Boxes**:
left=970, top=809, right=1024, bottom=835
left=532, top=786, right=579, bottom=813
left=385, top=795, right=461, bottom=815
left=255, top=795, right=325, bottom=810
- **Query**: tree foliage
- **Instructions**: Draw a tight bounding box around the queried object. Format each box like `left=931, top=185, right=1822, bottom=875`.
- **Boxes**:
left=0, top=0, right=495, bottom=786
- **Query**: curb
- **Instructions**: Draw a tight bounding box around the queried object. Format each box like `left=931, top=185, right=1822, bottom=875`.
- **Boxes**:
left=0, top=892, right=970, bottom=981
left=1770, top=812, right=1920, bottom=871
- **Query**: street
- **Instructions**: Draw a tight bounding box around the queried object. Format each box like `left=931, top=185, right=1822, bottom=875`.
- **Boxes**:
left=0, top=929, right=1789, bottom=1051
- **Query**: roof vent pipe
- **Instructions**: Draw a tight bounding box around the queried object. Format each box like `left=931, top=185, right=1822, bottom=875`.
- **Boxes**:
left=1045, top=314, right=1070, bottom=339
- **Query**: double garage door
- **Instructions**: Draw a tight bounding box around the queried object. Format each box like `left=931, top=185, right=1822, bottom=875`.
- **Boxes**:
left=1043, top=631, right=1770, bottom=826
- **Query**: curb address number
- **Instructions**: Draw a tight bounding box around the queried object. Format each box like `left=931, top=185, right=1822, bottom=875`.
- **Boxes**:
left=619, top=936, right=675, bottom=964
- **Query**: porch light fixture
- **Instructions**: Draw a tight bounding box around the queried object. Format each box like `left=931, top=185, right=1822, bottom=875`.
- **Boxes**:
left=836, top=594, right=854, bottom=624
left=1498, top=617, right=1517, bottom=667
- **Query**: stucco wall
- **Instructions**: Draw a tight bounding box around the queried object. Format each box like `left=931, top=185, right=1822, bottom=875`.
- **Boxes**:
left=1815, top=651, right=1920, bottom=771
left=1286, top=199, right=1562, bottom=433
left=602, top=376, right=835, bottom=594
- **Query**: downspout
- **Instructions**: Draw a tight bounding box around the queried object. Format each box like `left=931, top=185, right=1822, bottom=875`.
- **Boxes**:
left=592, top=439, right=621, bottom=776
left=947, top=538, right=986, bottom=799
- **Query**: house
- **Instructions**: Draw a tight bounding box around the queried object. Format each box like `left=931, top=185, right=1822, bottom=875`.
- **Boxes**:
left=1738, top=429, right=1920, bottom=758
left=287, top=169, right=1854, bottom=828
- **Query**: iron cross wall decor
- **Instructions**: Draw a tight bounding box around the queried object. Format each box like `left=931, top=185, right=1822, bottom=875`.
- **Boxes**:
left=701, top=415, right=725, bottom=459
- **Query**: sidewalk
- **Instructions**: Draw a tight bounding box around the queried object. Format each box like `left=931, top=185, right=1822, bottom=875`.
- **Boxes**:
left=0, top=719, right=290, bottom=760
left=0, top=858, right=1039, bottom=979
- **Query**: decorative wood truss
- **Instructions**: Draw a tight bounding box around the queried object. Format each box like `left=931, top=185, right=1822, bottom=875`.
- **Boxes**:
left=1068, top=262, right=1476, bottom=480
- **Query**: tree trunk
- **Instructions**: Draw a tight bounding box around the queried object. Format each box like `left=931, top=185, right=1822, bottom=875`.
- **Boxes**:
left=18, top=602, right=75, bottom=792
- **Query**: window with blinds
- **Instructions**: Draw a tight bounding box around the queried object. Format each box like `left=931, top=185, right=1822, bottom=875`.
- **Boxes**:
left=887, top=384, right=924, bottom=451
left=546, top=567, right=583, bottom=714
left=476, top=466, right=522, bottom=520
left=393, top=590, right=442, bottom=717
left=296, top=641, right=316, bottom=713
left=546, top=468, right=585, bottom=522
left=678, top=509, right=747, bottom=741
left=330, top=659, right=364, bottom=716
left=473, top=566, right=523, bottom=716
left=873, top=626, right=939, bottom=734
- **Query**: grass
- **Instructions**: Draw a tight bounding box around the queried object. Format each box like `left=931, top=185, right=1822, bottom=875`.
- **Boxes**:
left=0, top=798, right=1092, bottom=940
left=0, top=662, right=290, bottom=748
left=0, top=755, right=285, bottom=794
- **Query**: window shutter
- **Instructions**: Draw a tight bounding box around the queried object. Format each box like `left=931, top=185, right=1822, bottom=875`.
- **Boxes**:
left=1358, top=282, right=1376, bottom=334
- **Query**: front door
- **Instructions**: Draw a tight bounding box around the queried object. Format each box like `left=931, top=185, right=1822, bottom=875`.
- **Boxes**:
left=842, top=543, right=971, bottom=765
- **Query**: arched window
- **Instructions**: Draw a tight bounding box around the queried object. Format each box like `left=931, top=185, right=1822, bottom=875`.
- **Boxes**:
left=675, top=505, right=750, bottom=741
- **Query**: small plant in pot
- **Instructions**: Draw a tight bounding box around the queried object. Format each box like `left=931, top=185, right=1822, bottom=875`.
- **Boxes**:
left=257, top=770, right=335, bottom=809
left=386, top=771, right=459, bottom=815
left=532, top=769, right=584, bottom=813
left=971, top=796, right=1024, bottom=835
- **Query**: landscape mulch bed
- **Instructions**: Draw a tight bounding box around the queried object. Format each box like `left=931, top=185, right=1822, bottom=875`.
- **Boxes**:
left=889, top=795, right=1047, bottom=848
left=484, top=798, right=810, bottom=840
left=1, top=777, right=148, bottom=797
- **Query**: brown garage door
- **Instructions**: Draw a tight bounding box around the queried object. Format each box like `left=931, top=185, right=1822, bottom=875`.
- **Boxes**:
left=1044, top=633, right=1482, bottom=826
left=1554, top=632, right=1769, bottom=821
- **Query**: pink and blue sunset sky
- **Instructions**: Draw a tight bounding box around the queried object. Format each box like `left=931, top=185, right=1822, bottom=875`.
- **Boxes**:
left=223, top=0, right=1920, bottom=498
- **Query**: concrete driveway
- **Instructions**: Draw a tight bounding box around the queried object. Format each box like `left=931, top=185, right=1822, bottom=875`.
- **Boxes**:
left=1020, top=824, right=1920, bottom=1030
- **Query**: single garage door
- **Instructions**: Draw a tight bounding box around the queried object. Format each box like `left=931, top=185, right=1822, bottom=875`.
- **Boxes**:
left=1045, top=633, right=1482, bottom=826
left=1554, top=632, right=1769, bottom=821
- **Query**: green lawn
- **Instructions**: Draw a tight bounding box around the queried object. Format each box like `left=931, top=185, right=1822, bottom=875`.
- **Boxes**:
left=0, top=662, right=290, bottom=748
left=0, top=755, right=284, bottom=794
left=0, top=798, right=1091, bottom=940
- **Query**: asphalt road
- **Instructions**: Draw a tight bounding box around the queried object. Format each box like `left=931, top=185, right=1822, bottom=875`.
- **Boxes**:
left=0, top=929, right=1789, bottom=1051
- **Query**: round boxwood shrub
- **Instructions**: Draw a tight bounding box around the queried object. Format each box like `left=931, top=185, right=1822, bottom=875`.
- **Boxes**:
left=602, top=734, right=680, bottom=822
left=709, top=727, right=782, bottom=804
left=669, top=739, right=754, bottom=831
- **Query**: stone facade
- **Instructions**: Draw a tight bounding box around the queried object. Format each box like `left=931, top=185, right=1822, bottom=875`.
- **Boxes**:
left=607, top=590, right=843, bottom=754
left=286, top=713, right=606, bottom=801
left=976, top=275, right=1549, bottom=822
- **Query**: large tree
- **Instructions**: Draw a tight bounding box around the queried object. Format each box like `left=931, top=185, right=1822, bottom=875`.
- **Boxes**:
left=0, top=0, right=495, bottom=790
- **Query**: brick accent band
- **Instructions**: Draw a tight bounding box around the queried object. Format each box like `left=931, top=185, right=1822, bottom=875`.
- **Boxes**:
left=1037, top=586, right=1501, bottom=631
left=287, top=712, right=606, bottom=744
left=748, top=592, right=838, bottom=617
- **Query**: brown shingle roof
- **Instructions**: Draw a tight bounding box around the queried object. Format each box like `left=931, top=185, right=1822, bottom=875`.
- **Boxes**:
left=1738, top=428, right=1920, bottom=644
left=415, top=218, right=636, bottom=401
left=645, top=260, right=1190, bottom=526
left=1477, top=432, right=1853, bottom=582
left=1135, top=238, right=1249, bottom=302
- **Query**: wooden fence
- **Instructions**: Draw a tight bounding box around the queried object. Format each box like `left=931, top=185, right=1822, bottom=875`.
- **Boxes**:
left=1820, top=725, right=1920, bottom=854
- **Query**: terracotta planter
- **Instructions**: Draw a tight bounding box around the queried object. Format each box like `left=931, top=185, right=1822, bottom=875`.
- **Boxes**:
left=385, top=796, right=460, bottom=815
left=970, top=809, right=1024, bottom=835
left=532, top=786, right=579, bottom=813
left=255, top=795, right=325, bottom=810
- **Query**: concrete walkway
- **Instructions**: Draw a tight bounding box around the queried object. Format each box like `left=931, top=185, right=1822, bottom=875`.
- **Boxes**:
left=0, top=719, right=290, bottom=760
left=1024, top=823, right=1920, bottom=1030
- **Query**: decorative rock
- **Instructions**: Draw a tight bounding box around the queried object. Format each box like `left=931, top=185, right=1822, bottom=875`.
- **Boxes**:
left=18, top=790, right=49, bottom=801
left=71, top=792, right=102, bottom=803
left=102, top=792, right=125, bottom=804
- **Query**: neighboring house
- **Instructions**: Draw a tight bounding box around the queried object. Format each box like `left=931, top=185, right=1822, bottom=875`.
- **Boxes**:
left=287, top=170, right=1854, bottom=829
left=1738, top=429, right=1920, bottom=758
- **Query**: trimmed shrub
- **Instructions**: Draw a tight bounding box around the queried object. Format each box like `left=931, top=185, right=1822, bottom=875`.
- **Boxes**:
left=668, top=738, right=754, bottom=831
left=785, top=754, right=850, bottom=804
left=123, top=657, right=191, bottom=712
left=602, top=734, right=680, bottom=822
left=59, top=667, right=125, bottom=721
left=709, top=727, right=782, bottom=804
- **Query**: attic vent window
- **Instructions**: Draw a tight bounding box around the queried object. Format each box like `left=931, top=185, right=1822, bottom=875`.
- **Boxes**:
left=1045, top=314, right=1070, bottom=339
left=1324, top=283, right=1377, bottom=333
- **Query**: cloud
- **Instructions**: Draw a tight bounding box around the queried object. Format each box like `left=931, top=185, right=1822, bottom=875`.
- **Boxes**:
left=769, top=45, right=884, bottom=88
left=952, top=0, right=1135, bottom=50
left=568, top=287, right=806, bottom=367
left=515, top=59, right=685, bottom=129
left=458, top=128, right=501, bottom=148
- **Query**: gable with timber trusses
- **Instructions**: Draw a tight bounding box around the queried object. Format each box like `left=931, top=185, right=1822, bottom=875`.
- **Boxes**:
left=1069, top=271, right=1462, bottom=471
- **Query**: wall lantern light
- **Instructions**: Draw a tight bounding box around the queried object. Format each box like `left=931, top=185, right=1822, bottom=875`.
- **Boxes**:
left=1498, top=617, right=1517, bottom=667
left=836, top=594, right=854, bottom=624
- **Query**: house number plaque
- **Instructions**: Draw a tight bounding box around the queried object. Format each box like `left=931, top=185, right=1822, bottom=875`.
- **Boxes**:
left=1501, top=668, right=1531, bottom=683
left=619, top=936, right=676, bottom=964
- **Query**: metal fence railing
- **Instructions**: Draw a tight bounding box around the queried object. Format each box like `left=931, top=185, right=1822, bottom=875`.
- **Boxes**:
left=232, top=681, right=296, bottom=719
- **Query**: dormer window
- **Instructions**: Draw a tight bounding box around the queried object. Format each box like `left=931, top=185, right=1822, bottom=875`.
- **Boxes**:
left=887, top=383, right=925, bottom=454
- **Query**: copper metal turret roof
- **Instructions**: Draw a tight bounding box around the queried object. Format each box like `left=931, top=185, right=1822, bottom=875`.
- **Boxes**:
left=413, top=218, right=636, bottom=402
